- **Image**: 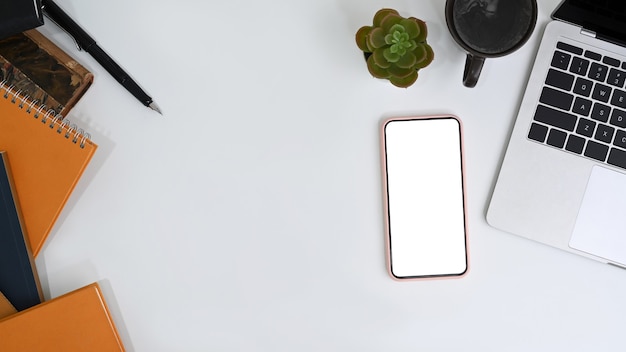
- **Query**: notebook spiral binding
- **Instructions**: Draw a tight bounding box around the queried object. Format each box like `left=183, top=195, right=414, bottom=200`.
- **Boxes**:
left=0, top=79, right=91, bottom=149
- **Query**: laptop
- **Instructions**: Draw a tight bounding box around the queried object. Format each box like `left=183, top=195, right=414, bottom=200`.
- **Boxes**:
left=487, top=0, right=626, bottom=268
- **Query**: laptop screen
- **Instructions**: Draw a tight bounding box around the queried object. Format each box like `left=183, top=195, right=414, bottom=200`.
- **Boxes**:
left=553, top=0, right=626, bottom=46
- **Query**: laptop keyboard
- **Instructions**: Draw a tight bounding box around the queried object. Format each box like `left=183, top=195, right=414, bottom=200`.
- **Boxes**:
left=528, top=41, right=626, bottom=170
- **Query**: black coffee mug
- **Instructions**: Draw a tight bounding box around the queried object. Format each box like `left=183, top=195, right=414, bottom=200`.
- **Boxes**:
left=445, top=0, right=537, bottom=87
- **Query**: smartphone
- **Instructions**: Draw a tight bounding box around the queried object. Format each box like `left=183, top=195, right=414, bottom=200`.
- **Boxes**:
left=381, top=115, right=468, bottom=279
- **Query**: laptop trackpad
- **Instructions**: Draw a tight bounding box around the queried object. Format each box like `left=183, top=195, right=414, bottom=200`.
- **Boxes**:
left=570, top=166, right=626, bottom=266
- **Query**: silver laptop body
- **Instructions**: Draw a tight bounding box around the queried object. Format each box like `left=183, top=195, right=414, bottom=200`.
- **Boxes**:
left=488, top=0, right=626, bottom=268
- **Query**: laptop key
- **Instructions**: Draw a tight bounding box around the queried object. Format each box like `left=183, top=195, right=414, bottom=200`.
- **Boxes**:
left=608, top=148, right=626, bottom=169
left=566, top=135, right=586, bottom=154
left=603, top=56, right=621, bottom=67
left=607, top=68, right=626, bottom=87
left=591, top=102, right=611, bottom=122
left=534, top=105, right=577, bottom=131
left=614, top=130, right=626, bottom=149
left=547, top=129, right=567, bottom=148
left=556, top=42, right=583, bottom=55
left=610, top=89, right=626, bottom=108
left=570, top=57, right=590, bottom=76
left=573, top=77, right=593, bottom=96
left=540, top=87, right=573, bottom=110
left=573, top=96, right=592, bottom=116
left=528, top=123, right=548, bottom=142
left=545, top=69, right=574, bottom=90
left=588, top=62, right=609, bottom=82
left=551, top=51, right=571, bottom=70
left=592, top=83, right=612, bottom=102
left=585, top=50, right=602, bottom=61
left=576, top=118, right=596, bottom=137
left=584, top=140, right=609, bottom=161
left=610, top=108, right=626, bottom=128
left=594, top=124, right=615, bottom=143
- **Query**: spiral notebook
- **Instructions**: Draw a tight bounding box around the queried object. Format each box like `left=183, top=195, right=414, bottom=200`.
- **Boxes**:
left=0, top=80, right=97, bottom=257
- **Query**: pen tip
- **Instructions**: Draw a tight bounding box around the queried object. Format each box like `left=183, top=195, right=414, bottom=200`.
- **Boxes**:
left=149, top=102, right=163, bottom=115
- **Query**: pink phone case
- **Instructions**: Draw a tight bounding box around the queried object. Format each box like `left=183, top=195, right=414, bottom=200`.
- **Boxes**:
left=381, top=115, right=470, bottom=280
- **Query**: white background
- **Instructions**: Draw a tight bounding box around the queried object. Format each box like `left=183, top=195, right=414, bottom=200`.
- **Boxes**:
left=32, top=0, right=626, bottom=350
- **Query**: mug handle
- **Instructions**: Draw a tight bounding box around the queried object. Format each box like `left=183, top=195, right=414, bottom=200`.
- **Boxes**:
left=463, top=54, right=485, bottom=88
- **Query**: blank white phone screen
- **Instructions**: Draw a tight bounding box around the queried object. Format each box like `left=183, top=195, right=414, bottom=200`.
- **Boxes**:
left=383, top=117, right=467, bottom=278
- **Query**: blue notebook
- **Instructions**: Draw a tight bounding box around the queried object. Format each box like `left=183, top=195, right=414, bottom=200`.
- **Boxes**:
left=0, top=151, right=42, bottom=311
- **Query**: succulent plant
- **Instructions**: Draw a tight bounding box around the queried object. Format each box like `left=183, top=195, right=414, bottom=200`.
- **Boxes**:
left=355, top=9, right=434, bottom=88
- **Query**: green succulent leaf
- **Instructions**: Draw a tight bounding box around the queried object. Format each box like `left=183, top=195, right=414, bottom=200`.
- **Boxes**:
left=373, top=8, right=399, bottom=27
left=413, top=44, right=427, bottom=64
left=396, top=52, right=417, bottom=69
left=400, top=19, right=420, bottom=39
left=380, top=13, right=403, bottom=34
left=385, top=24, right=405, bottom=44
left=355, top=26, right=372, bottom=52
left=367, top=56, right=390, bottom=79
left=391, top=41, right=409, bottom=56
left=387, top=64, right=413, bottom=78
left=389, top=70, right=418, bottom=88
left=367, top=27, right=386, bottom=49
left=383, top=48, right=400, bottom=63
left=413, top=18, right=428, bottom=42
left=415, top=44, right=434, bottom=69
left=372, top=48, right=391, bottom=68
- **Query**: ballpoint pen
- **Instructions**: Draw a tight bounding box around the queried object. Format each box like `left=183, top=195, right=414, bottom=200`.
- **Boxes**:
left=41, top=0, right=162, bottom=114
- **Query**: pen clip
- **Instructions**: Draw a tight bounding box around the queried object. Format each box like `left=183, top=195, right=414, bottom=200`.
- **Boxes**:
left=42, top=8, right=83, bottom=51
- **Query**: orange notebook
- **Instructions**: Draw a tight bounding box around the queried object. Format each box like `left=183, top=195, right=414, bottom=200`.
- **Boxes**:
left=0, top=80, right=97, bottom=257
left=0, top=291, right=17, bottom=319
left=0, top=283, right=125, bottom=351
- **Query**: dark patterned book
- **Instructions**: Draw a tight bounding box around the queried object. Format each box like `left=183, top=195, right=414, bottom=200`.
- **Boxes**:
left=0, top=29, right=93, bottom=116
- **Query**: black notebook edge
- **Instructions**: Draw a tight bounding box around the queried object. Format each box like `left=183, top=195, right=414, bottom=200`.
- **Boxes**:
left=0, top=151, right=43, bottom=311
left=0, top=0, right=44, bottom=40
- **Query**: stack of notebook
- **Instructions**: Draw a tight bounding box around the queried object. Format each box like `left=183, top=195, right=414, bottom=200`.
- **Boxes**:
left=0, top=30, right=126, bottom=350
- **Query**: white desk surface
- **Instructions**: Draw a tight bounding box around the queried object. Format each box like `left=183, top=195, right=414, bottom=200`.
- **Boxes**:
left=33, top=0, right=626, bottom=350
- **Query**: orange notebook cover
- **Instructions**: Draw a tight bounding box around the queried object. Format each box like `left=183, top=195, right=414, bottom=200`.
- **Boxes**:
left=0, top=291, right=17, bottom=319
left=0, top=80, right=97, bottom=257
left=0, top=283, right=125, bottom=351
